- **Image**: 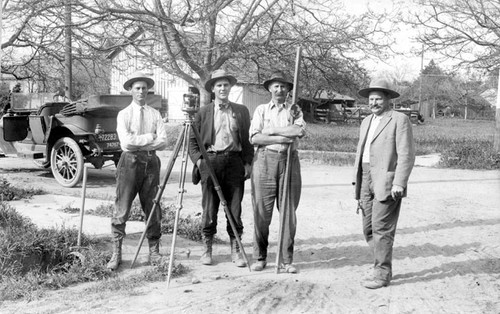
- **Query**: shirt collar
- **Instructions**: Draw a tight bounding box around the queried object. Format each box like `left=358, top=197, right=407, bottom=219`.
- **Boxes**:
left=131, top=102, right=147, bottom=111
left=269, top=100, right=287, bottom=110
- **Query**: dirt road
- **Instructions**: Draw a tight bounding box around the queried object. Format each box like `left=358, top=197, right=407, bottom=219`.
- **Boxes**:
left=1, top=153, right=499, bottom=313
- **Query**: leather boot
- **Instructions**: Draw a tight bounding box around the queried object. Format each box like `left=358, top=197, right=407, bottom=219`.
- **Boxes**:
left=230, top=237, right=246, bottom=268
left=148, top=239, right=163, bottom=265
left=106, top=239, right=122, bottom=271
left=200, top=235, right=213, bottom=265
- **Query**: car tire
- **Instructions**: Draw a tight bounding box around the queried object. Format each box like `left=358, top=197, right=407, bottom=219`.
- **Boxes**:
left=50, top=137, right=84, bottom=188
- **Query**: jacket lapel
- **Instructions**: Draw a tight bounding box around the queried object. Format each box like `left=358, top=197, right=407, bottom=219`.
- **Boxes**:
left=371, top=110, right=393, bottom=142
left=207, top=103, right=215, bottom=142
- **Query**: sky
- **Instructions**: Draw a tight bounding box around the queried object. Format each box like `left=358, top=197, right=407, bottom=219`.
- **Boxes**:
left=342, top=0, right=455, bottom=82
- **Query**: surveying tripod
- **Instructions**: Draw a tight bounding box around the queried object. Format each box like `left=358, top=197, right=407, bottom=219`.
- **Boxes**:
left=130, top=97, right=251, bottom=287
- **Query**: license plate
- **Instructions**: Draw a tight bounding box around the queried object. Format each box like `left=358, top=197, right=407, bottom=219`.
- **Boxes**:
left=97, top=133, right=118, bottom=141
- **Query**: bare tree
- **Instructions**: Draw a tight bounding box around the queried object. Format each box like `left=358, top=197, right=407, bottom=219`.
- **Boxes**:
left=1, top=0, right=109, bottom=97
left=404, top=0, right=500, bottom=70
left=2, top=0, right=394, bottom=104
left=403, top=0, right=500, bottom=151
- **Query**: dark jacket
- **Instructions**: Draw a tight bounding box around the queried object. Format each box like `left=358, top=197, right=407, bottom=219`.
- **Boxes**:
left=188, top=102, right=254, bottom=183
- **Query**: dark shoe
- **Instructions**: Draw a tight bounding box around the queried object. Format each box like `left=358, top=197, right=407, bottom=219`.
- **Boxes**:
left=201, top=235, right=213, bottom=265
left=363, top=279, right=389, bottom=289
left=106, top=253, right=122, bottom=270
left=148, top=239, right=163, bottom=265
left=106, top=239, right=122, bottom=271
left=284, top=264, right=298, bottom=274
left=251, top=260, right=267, bottom=271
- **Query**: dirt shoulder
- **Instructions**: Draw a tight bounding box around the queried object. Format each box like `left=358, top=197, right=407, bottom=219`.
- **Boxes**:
left=1, top=154, right=499, bottom=313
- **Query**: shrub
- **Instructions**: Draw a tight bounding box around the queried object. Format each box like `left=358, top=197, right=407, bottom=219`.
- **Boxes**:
left=440, top=140, right=500, bottom=170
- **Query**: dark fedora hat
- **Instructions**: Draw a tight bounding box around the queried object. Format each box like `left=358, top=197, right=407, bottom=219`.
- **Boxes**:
left=123, top=71, right=155, bottom=90
left=204, top=69, right=237, bottom=92
left=263, top=70, right=294, bottom=91
left=358, top=78, right=400, bottom=99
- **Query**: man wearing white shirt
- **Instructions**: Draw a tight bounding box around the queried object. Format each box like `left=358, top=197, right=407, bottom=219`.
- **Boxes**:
left=249, top=70, right=306, bottom=273
left=107, top=72, right=168, bottom=271
left=353, top=78, right=415, bottom=289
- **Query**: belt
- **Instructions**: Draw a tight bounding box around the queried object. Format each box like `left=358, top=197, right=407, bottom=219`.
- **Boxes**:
left=130, top=150, right=156, bottom=156
left=207, top=150, right=241, bottom=156
left=260, top=147, right=292, bottom=154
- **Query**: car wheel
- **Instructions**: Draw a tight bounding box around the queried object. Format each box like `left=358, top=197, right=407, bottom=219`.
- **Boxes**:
left=50, top=137, right=84, bottom=188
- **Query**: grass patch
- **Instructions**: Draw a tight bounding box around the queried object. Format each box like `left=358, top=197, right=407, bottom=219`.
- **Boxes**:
left=301, top=118, right=498, bottom=169
left=0, top=202, right=112, bottom=300
left=0, top=176, right=45, bottom=201
left=0, top=201, right=189, bottom=301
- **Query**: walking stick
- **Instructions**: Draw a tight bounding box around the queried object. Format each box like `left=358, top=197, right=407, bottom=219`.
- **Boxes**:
left=275, top=46, right=302, bottom=273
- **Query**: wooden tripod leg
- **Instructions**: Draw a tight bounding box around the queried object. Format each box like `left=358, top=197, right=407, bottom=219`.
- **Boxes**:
left=166, top=123, right=192, bottom=287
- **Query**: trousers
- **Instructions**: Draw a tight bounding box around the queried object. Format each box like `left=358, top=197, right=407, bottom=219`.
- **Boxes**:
left=251, top=148, right=301, bottom=264
left=199, top=152, right=245, bottom=237
left=111, top=151, right=162, bottom=241
left=360, top=163, right=401, bottom=281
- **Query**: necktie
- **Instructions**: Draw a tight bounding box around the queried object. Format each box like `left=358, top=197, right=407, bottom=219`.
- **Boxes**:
left=138, top=107, right=145, bottom=135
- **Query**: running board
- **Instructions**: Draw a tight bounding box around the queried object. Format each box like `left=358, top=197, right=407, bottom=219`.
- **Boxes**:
left=17, top=151, right=44, bottom=159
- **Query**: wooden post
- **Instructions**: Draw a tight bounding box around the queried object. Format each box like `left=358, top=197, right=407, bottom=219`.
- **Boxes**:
left=494, top=69, right=500, bottom=153
left=64, top=0, right=72, bottom=100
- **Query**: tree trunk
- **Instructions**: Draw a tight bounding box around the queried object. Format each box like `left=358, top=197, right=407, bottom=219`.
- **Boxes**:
left=200, top=89, right=212, bottom=106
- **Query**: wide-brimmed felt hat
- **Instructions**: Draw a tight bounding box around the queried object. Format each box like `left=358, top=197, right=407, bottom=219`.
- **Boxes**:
left=263, top=70, right=294, bottom=91
left=204, top=69, right=237, bottom=92
left=123, top=71, right=155, bottom=90
left=358, top=78, right=400, bottom=99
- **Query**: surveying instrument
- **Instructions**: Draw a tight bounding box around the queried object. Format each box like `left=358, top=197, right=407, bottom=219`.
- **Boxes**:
left=130, top=89, right=251, bottom=287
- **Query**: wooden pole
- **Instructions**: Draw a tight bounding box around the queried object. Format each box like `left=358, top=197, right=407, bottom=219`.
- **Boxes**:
left=494, top=69, right=500, bottom=153
left=64, top=0, right=72, bottom=100
left=275, top=46, right=302, bottom=273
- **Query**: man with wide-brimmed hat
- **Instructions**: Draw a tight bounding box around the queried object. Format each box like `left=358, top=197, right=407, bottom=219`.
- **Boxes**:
left=188, top=69, right=254, bottom=267
left=353, top=78, right=415, bottom=288
left=107, top=71, right=168, bottom=271
left=249, top=70, right=306, bottom=273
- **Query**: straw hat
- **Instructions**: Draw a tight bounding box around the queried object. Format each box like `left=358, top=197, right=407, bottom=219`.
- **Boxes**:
left=263, top=70, right=294, bottom=91
left=123, top=71, right=155, bottom=90
left=204, top=69, right=237, bottom=92
left=358, top=78, right=400, bottom=99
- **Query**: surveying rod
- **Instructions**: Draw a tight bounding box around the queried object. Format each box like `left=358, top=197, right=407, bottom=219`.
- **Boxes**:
left=275, top=46, right=302, bottom=273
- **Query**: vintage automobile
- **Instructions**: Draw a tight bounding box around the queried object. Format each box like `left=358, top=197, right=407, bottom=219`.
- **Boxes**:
left=0, top=93, right=162, bottom=187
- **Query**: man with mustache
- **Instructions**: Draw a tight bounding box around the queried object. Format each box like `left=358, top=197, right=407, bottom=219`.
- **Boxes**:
left=353, top=78, right=415, bottom=289
left=107, top=71, right=168, bottom=271
left=189, top=69, right=253, bottom=267
left=249, top=70, right=306, bottom=273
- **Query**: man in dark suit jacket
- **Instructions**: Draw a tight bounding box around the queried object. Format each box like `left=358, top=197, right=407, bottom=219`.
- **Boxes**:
left=353, top=78, right=415, bottom=289
left=188, top=69, right=254, bottom=267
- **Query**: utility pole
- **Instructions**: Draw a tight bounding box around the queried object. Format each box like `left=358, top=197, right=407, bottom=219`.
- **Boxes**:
left=64, top=0, right=72, bottom=101
left=418, top=44, right=424, bottom=112
left=495, top=69, right=500, bottom=153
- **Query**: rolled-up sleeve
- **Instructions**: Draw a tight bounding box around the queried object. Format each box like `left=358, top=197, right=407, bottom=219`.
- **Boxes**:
left=249, top=105, right=265, bottom=143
